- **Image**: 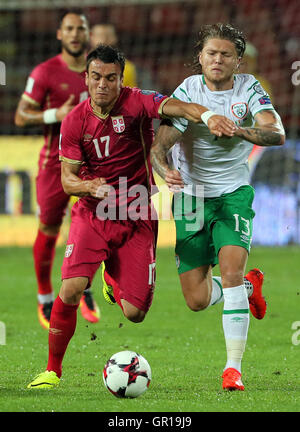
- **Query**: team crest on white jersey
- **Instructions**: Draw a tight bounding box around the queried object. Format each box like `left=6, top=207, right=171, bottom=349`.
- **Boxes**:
left=111, top=116, right=125, bottom=133
left=65, top=244, right=74, bottom=258
left=231, top=102, right=248, bottom=119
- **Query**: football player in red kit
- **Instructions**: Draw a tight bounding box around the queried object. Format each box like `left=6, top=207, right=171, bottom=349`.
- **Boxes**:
left=15, top=11, right=100, bottom=328
left=27, top=45, right=237, bottom=388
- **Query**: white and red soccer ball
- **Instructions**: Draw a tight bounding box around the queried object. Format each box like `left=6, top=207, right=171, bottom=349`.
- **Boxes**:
left=103, top=350, right=151, bottom=398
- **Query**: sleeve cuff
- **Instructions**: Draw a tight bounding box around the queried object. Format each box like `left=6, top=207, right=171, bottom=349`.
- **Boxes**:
left=59, top=155, right=83, bottom=165
left=22, top=93, right=41, bottom=107
left=158, top=97, right=171, bottom=118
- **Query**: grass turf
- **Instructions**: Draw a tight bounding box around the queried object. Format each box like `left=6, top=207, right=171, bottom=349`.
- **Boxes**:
left=0, top=246, right=299, bottom=413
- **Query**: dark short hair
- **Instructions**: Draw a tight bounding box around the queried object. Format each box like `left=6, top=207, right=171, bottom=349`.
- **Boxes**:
left=192, top=23, right=246, bottom=72
left=58, top=9, right=89, bottom=28
left=86, top=45, right=126, bottom=76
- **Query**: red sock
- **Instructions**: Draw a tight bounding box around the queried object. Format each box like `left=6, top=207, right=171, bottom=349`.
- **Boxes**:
left=47, top=296, right=79, bottom=378
left=33, top=229, right=58, bottom=296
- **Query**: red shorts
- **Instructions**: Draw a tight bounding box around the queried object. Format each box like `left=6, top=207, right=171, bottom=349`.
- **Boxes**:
left=61, top=201, right=158, bottom=312
left=36, top=166, right=69, bottom=226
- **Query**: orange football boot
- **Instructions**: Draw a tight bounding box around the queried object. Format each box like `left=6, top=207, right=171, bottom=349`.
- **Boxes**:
left=222, top=368, right=245, bottom=391
left=80, top=291, right=100, bottom=323
left=245, top=268, right=266, bottom=320
left=37, top=302, right=53, bottom=330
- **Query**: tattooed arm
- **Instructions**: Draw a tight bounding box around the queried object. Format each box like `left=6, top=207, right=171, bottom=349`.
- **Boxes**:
left=234, top=109, right=285, bottom=146
left=150, top=120, right=185, bottom=190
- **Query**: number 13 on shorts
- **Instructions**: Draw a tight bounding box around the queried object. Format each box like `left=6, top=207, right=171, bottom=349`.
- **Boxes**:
left=233, top=213, right=250, bottom=236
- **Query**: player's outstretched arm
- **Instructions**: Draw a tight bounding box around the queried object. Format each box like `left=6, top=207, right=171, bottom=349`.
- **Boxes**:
left=61, top=161, right=108, bottom=199
left=14, top=94, right=75, bottom=127
left=161, top=98, right=236, bottom=137
left=234, top=109, right=285, bottom=146
left=150, top=121, right=184, bottom=190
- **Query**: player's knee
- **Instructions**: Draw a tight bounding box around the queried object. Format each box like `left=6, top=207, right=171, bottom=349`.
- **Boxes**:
left=39, top=222, right=61, bottom=236
left=122, top=304, right=146, bottom=323
left=125, top=310, right=146, bottom=323
left=185, top=296, right=209, bottom=312
left=221, top=269, right=244, bottom=288
left=181, top=276, right=210, bottom=312
left=60, top=277, right=88, bottom=304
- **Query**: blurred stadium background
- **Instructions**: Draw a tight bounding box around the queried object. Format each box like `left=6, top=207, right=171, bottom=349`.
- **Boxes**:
left=0, top=0, right=300, bottom=246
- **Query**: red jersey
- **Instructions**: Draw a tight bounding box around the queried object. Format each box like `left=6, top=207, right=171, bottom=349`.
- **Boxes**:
left=23, top=54, right=88, bottom=169
left=59, top=88, right=169, bottom=213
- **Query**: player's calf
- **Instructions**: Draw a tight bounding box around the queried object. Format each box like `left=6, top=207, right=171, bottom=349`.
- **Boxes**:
left=180, top=269, right=211, bottom=311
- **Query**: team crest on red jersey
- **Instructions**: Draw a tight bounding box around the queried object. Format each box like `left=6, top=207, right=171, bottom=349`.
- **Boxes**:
left=111, top=116, right=125, bottom=133
left=65, top=244, right=74, bottom=258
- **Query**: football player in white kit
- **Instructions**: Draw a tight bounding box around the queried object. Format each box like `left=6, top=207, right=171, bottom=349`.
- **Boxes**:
left=151, top=23, right=285, bottom=391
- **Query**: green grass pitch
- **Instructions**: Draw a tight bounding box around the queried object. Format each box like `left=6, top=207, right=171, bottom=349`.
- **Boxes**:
left=0, top=245, right=299, bottom=412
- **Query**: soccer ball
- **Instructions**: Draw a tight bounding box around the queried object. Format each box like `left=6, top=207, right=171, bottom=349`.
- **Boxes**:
left=103, top=350, right=151, bottom=398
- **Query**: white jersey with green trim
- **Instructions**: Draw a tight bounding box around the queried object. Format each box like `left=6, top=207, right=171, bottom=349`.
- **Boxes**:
left=170, top=73, right=274, bottom=197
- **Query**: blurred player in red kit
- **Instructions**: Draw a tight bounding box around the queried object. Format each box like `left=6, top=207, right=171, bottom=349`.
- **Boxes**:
left=27, top=44, right=237, bottom=387
left=15, top=11, right=100, bottom=329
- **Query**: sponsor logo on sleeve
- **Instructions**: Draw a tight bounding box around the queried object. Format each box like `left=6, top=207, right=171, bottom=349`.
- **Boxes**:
left=153, top=92, right=164, bottom=102
left=253, top=84, right=265, bottom=95
left=258, top=96, right=271, bottom=105
left=141, top=90, right=156, bottom=95
left=141, top=89, right=164, bottom=102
